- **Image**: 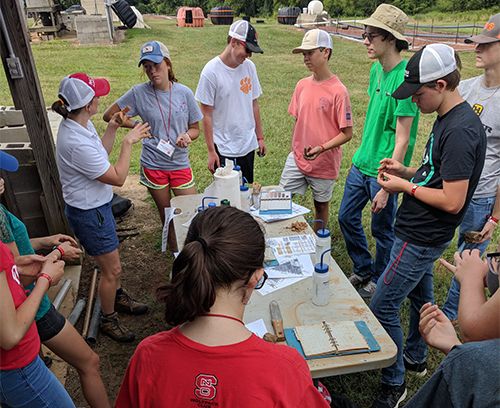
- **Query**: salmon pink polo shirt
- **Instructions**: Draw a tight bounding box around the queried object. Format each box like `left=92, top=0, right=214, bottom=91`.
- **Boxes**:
left=289, top=75, right=353, bottom=179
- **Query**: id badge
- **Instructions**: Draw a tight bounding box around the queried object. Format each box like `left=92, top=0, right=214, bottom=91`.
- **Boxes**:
left=156, top=139, right=175, bottom=158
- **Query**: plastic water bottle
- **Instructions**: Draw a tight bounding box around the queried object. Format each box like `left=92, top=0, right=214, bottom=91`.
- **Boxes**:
left=312, top=249, right=331, bottom=306
left=234, top=164, right=243, bottom=185
left=311, top=219, right=331, bottom=265
left=240, top=184, right=251, bottom=212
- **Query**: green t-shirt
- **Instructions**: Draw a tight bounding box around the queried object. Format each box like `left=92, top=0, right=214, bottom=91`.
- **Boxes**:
left=0, top=204, right=51, bottom=321
left=352, top=60, right=420, bottom=177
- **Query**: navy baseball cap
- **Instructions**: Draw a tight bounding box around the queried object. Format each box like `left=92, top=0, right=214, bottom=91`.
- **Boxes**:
left=138, top=41, right=170, bottom=66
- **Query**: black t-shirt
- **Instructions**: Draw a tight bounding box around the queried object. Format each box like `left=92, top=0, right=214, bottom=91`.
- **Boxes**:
left=395, top=102, right=486, bottom=246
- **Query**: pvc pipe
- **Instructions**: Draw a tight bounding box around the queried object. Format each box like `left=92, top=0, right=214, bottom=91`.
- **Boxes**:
left=52, top=279, right=71, bottom=310
left=86, top=296, right=101, bottom=345
left=67, top=298, right=86, bottom=326
left=82, top=267, right=98, bottom=338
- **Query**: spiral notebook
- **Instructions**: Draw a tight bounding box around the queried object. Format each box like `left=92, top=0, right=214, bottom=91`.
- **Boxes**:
left=293, top=320, right=371, bottom=358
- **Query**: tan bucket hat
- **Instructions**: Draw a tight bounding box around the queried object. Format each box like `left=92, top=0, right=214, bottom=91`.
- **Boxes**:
left=359, top=4, right=409, bottom=45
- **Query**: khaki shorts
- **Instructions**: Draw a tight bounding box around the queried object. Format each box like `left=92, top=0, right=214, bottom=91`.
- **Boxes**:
left=279, top=153, right=335, bottom=203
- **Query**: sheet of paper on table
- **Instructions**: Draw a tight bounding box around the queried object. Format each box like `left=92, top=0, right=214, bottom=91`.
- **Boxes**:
left=245, top=319, right=269, bottom=338
left=162, top=207, right=180, bottom=252
left=251, top=202, right=310, bottom=223
left=259, top=254, right=314, bottom=295
left=267, top=234, right=316, bottom=258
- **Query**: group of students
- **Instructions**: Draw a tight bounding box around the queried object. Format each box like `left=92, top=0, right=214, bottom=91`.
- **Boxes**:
left=0, top=4, right=498, bottom=408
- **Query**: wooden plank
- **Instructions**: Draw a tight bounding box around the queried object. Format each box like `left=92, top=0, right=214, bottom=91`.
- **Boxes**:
left=0, top=0, right=71, bottom=236
left=171, top=194, right=398, bottom=377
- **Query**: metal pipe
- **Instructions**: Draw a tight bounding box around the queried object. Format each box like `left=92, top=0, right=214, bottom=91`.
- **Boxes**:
left=86, top=296, right=101, bottom=345
left=82, top=267, right=98, bottom=338
left=52, top=279, right=72, bottom=310
left=67, top=298, right=86, bottom=326
left=0, top=7, right=15, bottom=57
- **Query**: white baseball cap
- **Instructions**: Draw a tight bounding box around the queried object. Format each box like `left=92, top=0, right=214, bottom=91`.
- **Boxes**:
left=292, top=29, right=332, bottom=53
left=228, top=20, right=263, bottom=53
left=393, top=44, right=457, bottom=99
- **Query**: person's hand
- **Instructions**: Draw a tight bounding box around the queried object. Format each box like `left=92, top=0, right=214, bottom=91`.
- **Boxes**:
left=15, top=254, right=45, bottom=277
left=377, top=172, right=409, bottom=194
left=303, top=145, right=323, bottom=160
left=57, top=241, right=82, bottom=261
left=207, top=151, right=220, bottom=174
left=109, top=106, right=131, bottom=128
left=378, top=158, right=406, bottom=177
left=257, top=139, right=267, bottom=157
left=38, top=258, right=65, bottom=287
left=419, top=303, right=461, bottom=354
left=45, top=234, right=78, bottom=249
left=371, top=189, right=389, bottom=213
left=124, top=122, right=151, bottom=145
left=176, top=133, right=192, bottom=148
left=478, top=219, right=496, bottom=243
left=0, top=177, right=4, bottom=196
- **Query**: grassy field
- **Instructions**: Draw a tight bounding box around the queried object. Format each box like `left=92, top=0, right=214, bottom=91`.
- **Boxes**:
left=0, top=17, right=497, bottom=406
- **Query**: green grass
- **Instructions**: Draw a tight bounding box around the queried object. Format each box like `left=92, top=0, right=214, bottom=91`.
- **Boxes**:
left=0, top=17, right=497, bottom=407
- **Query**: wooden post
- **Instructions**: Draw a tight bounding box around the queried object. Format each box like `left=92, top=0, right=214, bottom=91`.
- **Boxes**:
left=0, top=0, right=71, bottom=235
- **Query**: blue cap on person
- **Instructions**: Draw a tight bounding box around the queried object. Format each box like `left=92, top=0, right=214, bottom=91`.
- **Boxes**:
left=138, top=41, right=170, bottom=66
left=0, top=151, right=19, bottom=172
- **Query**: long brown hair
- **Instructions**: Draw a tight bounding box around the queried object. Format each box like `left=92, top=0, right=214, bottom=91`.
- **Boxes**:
left=51, top=96, right=84, bottom=119
left=157, top=206, right=265, bottom=326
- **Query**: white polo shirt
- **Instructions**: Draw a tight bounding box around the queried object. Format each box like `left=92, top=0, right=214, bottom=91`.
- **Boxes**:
left=56, top=119, right=113, bottom=210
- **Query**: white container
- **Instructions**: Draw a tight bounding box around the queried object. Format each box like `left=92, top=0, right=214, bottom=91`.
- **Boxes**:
left=214, top=169, right=241, bottom=209
left=240, top=184, right=251, bottom=212
left=312, top=262, right=330, bottom=306
left=315, top=228, right=331, bottom=265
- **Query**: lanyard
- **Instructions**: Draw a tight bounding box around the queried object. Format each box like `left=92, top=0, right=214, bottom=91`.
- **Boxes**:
left=153, top=82, right=172, bottom=141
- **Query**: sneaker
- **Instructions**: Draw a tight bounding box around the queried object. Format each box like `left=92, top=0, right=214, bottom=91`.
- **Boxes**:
left=115, top=288, right=149, bottom=315
left=403, top=354, right=428, bottom=377
left=100, top=312, right=135, bottom=343
left=358, top=281, right=377, bottom=299
left=371, top=382, right=407, bottom=408
left=348, top=273, right=371, bottom=289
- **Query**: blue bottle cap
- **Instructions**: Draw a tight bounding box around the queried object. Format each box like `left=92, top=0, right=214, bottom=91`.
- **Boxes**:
left=240, top=184, right=249, bottom=191
left=316, top=228, right=330, bottom=238
left=207, top=202, right=216, bottom=208
left=314, top=263, right=329, bottom=273
left=234, top=165, right=241, bottom=171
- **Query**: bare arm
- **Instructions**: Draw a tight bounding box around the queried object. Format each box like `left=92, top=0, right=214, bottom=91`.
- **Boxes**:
left=252, top=99, right=266, bottom=156
left=478, top=185, right=500, bottom=242
left=0, top=258, right=64, bottom=350
left=97, top=122, right=151, bottom=187
left=200, top=103, right=220, bottom=173
left=303, top=127, right=352, bottom=160
left=391, top=116, right=413, bottom=163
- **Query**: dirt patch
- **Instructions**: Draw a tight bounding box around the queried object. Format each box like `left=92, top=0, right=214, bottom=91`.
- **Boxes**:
left=65, top=175, right=174, bottom=406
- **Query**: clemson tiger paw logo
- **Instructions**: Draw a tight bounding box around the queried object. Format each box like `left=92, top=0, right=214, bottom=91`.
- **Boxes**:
left=240, top=77, right=252, bottom=94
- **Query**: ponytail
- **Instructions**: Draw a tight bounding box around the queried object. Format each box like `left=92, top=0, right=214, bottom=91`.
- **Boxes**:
left=157, top=206, right=265, bottom=326
left=51, top=98, right=70, bottom=119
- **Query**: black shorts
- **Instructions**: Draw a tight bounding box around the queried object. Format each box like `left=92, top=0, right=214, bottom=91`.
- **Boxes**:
left=214, top=145, right=255, bottom=184
left=36, top=304, right=66, bottom=342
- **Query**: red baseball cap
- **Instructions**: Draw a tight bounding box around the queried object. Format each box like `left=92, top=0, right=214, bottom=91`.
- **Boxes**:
left=69, top=72, right=110, bottom=97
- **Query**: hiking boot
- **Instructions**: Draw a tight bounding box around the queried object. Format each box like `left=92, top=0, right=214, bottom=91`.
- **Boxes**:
left=115, top=288, right=149, bottom=315
left=348, top=273, right=371, bottom=289
left=100, top=312, right=135, bottom=343
left=371, top=382, right=407, bottom=408
left=403, top=354, right=428, bottom=377
left=358, top=281, right=377, bottom=300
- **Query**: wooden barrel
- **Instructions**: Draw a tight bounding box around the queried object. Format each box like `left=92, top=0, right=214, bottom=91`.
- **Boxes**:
left=277, top=7, right=301, bottom=25
left=209, top=6, right=234, bottom=25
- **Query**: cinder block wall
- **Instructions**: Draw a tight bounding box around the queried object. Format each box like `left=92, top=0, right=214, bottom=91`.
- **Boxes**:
left=75, top=15, right=111, bottom=45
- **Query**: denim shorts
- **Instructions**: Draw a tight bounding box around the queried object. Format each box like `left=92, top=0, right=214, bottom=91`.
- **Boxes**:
left=36, top=304, right=66, bottom=342
left=0, top=356, right=75, bottom=407
left=65, top=201, right=119, bottom=256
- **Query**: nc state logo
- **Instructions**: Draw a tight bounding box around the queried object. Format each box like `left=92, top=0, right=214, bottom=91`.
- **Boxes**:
left=194, top=374, right=218, bottom=400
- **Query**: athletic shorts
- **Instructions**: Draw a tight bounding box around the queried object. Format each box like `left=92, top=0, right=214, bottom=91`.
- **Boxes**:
left=65, top=201, right=119, bottom=257
left=140, top=166, right=195, bottom=190
left=279, top=152, right=335, bottom=203
left=36, top=304, right=66, bottom=342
